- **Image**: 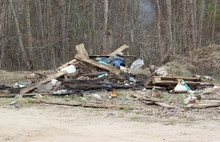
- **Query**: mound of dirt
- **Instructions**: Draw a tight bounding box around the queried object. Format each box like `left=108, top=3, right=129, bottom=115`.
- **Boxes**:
left=191, top=45, right=220, bottom=76
left=164, top=61, right=195, bottom=77
left=163, top=45, right=220, bottom=76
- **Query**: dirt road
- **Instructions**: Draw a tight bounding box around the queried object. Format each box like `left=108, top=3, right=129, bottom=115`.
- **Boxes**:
left=0, top=104, right=219, bottom=142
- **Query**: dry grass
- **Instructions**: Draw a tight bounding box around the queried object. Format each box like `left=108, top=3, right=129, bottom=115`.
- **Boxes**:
left=0, top=70, right=31, bottom=86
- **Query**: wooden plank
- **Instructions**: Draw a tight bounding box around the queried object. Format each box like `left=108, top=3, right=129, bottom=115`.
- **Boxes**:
left=89, top=55, right=135, bottom=58
left=20, top=71, right=68, bottom=94
left=186, top=102, right=220, bottom=109
left=56, top=59, right=77, bottom=71
left=75, top=54, right=122, bottom=76
left=0, top=93, right=50, bottom=98
left=108, top=45, right=129, bottom=56
left=29, top=99, right=139, bottom=110
left=75, top=44, right=89, bottom=59
left=153, top=81, right=202, bottom=85
left=155, top=76, right=202, bottom=81
left=77, top=61, right=97, bottom=73
left=139, top=98, right=175, bottom=109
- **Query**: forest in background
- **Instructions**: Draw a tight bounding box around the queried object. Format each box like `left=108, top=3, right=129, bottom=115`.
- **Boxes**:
left=0, top=0, right=219, bottom=71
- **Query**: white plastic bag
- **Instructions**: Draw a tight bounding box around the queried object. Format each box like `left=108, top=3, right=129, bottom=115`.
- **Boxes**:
left=130, top=59, right=144, bottom=70
left=174, top=84, right=188, bottom=92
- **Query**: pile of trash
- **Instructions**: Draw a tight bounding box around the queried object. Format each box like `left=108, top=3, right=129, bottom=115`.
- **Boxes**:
left=0, top=44, right=147, bottom=95
left=0, top=44, right=219, bottom=110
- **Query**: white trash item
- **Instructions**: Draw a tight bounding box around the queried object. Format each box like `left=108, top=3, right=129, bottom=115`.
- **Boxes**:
left=130, top=59, right=144, bottom=70
left=154, top=66, right=168, bottom=76
left=50, top=79, right=58, bottom=86
left=174, top=84, right=188, bottom=93
left=61, top=65, right=76, bottom=73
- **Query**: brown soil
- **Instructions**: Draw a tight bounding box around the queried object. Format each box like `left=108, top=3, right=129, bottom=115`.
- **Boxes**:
left=0, top=104, right=220, bottom=142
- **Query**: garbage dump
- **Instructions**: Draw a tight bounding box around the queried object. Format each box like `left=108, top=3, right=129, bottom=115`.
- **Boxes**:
left=0, top=44, right=219, bottom=109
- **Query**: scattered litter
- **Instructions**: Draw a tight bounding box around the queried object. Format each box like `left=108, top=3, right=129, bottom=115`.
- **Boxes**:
left=98, top=73, right=108, bottom=78
left=53, top=89, right=69, bottom=95
left=154, top=66, right=168, bottom=76
left=9, top=101, right=16, bottom=105
left=0, top=43, right=218, bottom=111
left=60, top=65, right=76, bottom=74
left=15, top=83, right=26, bottom=88
left=92, top=94, right=102, bottom=100
left=130, top=59, right=144, bottom=70
left=184, top=95, right=197, bottom=104
left=174, top=81, right=188, bottom=93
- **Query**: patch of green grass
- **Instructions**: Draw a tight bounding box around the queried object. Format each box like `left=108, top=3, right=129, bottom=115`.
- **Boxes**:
left=42, top=96, right=49, bottom=100
left=135, top=111, right=143, bottom=115
left=83, top=95, right=93, bottom=100
left=122, top=106, right=132, bottom=113
left=60, top=96, right=82, bottom=102
left=116, top=93, right=129, bottom=100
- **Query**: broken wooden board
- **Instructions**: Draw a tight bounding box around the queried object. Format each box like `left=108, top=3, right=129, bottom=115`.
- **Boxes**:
left=145, top=76, right=207, bottom=89
left=56, top=59, right=77, bottom=71
left=77, top=61, right=97, bottom=73
left=75, top=44, right=89, bottom=59
left=75, top=54, right=122, bottom=76
left=108, top=45, right=129, bottom=56
left=20, top=71, right=68, bottom=94
left=62, top=79, right=143, bottom=91
left=29, top=99, right=140, bottom=110
left=89, top=55, right=135, bottom=58
left=186, top=100, right=220, bottom=109
left=139, top=97, right=175, bottom=109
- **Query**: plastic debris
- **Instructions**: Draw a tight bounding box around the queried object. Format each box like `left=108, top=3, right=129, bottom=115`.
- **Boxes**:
left=130, top=59, right=144, bottom=70
left=98, top=73, right=108, bottom=78
left=174, top=81, right=188, bottom=93
left=92, top=94, right=102, bottom=100
left=61, top=65, right=76, bottom=73
left=154, top=66, right=168, bottom=76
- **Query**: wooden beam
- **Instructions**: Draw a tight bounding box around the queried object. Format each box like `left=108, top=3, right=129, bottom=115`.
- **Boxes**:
left=75, top=54, right=122, bottom=76
left=56, top=59, right=77, bottom=71
left=108, top=45, right=129, bottom=56
left=89, top=55, right=135, bottom=58
left=29, top=99, right=139, bottom=110
left=75, top=44, right=89, bottom=59
left=20, top=71, right=68, bottom=94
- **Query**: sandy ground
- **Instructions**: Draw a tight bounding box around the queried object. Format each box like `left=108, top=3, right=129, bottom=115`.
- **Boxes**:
left=0, top=104, right=220, bottom=142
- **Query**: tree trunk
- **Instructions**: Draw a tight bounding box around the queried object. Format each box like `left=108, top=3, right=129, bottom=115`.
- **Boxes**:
left=156, top=0, right=162, bottom=64
left=0, top=0, right=6, bottom=68
left=102, top=0, right=108, bottom=54
left=25, top=0, right=34, bottom=70
left=212, top=0, right=217, bottom=43
left=182, top=0, right=188, bottom=53
left=35, top=0, right=45, bottom=68
left=190, top=0, right=196, bottom=55
left=198, top=0, right=205, bottom=46
left=60, top=0, right=67, bottom=61
left=9, top=0, right=29, bottom=69
left=166, top=0, right=174, bottom=54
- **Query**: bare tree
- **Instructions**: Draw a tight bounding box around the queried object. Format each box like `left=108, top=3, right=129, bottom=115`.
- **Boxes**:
left=198, top=0, right=205, bottom=46
left=9, top=0, right=29, bottom=68
left=0, top=0, right=6, bottom=68
left=166, top=0, right=174, bottom=54
left=102, top=0, right=108, bottom=54
left=25, top=0, right=33, bottom=69
left=156, top=0, right=162, bottom=63
left=212, top=0, right=217, bottom=42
